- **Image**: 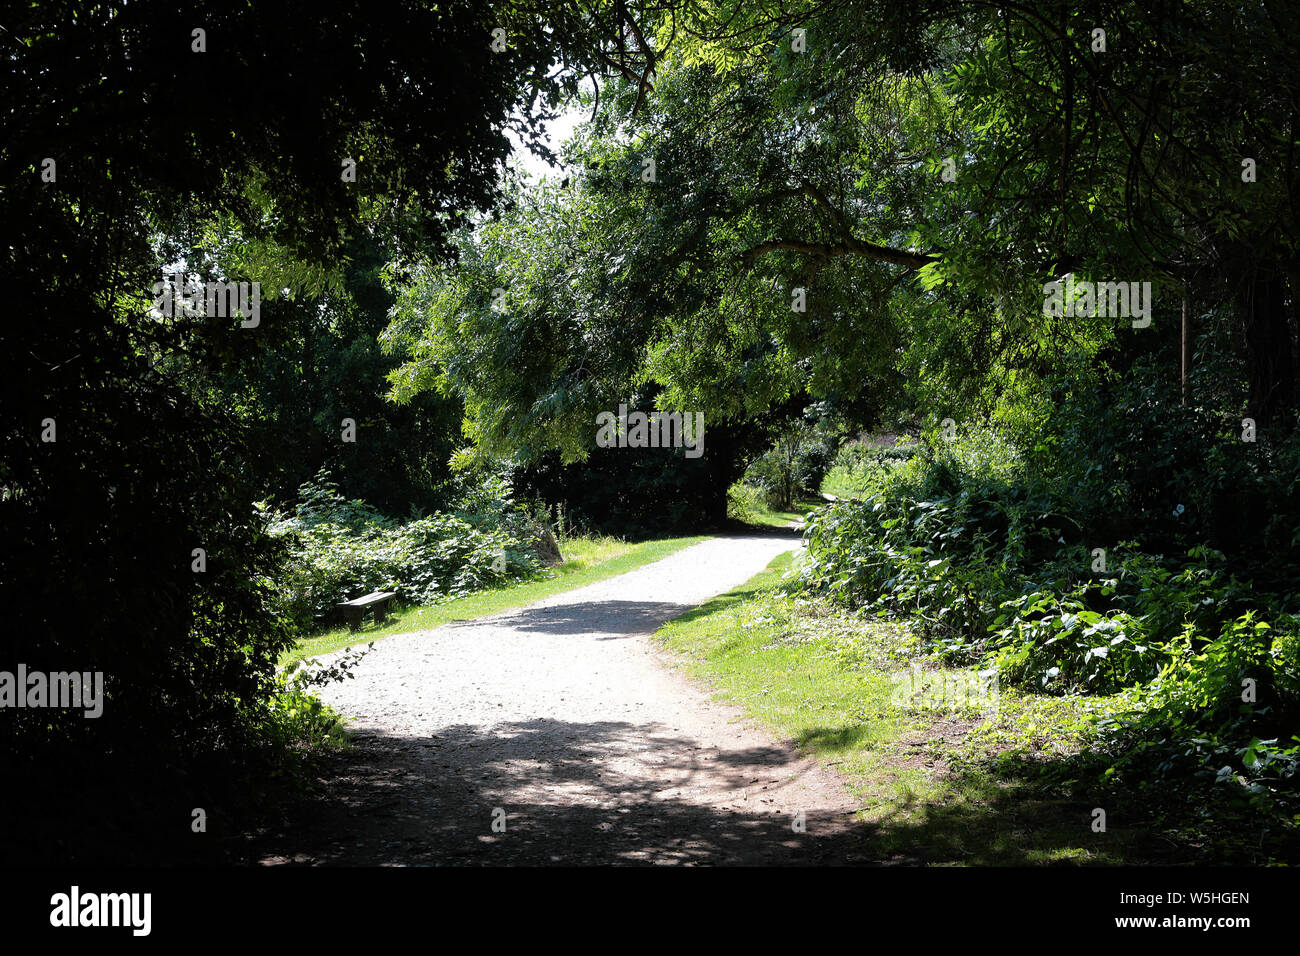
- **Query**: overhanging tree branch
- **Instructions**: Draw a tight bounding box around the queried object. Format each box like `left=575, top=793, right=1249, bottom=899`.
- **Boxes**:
left=739, top=237, right=937, bottom=271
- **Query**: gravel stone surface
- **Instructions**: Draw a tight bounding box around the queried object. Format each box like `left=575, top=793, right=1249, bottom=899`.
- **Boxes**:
left=254, top=533, right=876, bottom=865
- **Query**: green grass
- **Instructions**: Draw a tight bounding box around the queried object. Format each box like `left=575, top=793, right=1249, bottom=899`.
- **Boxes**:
left=742, top=495, right=824, bottom=528
left=652, top=552, right=1203, bottom=865
left=654, top=553, right=932, bottom=814
left=726, top=480, right=827, bottom=528
left=285, top=533, right=709, bottom=663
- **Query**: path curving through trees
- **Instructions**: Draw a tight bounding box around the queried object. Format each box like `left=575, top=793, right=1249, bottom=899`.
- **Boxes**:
left=255, top=534, right=876, bottom=865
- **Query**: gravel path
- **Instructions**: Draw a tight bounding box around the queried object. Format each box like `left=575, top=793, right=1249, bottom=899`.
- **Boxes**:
left=255, top=534, right=876, bottom=865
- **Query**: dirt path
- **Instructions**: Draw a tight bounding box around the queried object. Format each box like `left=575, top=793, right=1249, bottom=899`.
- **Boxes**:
left=254, top=534, right=876, bottom=865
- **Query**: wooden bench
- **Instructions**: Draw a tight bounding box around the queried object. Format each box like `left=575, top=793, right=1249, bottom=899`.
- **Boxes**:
left=337, top=591, right=397, bottom=632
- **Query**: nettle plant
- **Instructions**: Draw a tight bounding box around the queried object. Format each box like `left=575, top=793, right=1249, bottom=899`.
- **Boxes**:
left=988, top=585, right=1166, bottom=695
left=1099, top=613, right=1300, bottom=802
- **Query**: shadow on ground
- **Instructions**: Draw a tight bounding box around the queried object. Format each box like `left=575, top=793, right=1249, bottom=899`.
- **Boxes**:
left=473, top=600, right=693, bottom=639
left=245, top=717, right=1272, bottom=865
left=869, top=751, right=1297, bottom=866
left=718, top=521, right=809, bottom=537
left=787, top=721, right=1292, bottom=865
left=248, top=717, right=877, bottom=866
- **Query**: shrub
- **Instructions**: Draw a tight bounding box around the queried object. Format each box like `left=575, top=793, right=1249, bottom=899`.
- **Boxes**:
left=1097, top=613, right=1300, bottom=806
left=988, top=587, right=1168, bottom=694
left=268, top=470, right=546, bottom=629
left=744, top=425, right=837, bottom=509
left=796, top=415, right=1300, bottom=808
left=726, top=482, right=763, bottom=522
left=1027, top=359, right=1300, bottom=596
left=262, top=645, right=372, bottom=753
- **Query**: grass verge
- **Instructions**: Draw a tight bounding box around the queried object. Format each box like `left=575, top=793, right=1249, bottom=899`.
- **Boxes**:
left=652, top=552, right=1278, bottom=864
left=284, top=533, right=710, bottom=663
left=741, top=496, right=825, bottom=529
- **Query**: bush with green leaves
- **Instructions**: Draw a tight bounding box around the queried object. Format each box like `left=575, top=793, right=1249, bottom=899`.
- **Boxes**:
left=743, top=425, right=837, bottom=509
left=726, top=482, right=764, bottom=522
left=268, top=471, right=545, bottom=629
left=796, top=415, right=1300, bottom=807
left=262, top=645, right=373, bottom=754
left=798, top=427, right=1064, bottom=652
left=1097, top=613, right=1300, bottom=808
left=1023, top=359, right=1300, bottom=597
left=800, top=476, right=1287, bottom=693
left=801, top=421, right=1287, bottom=651
left=988, top=587, right=1167, bottom=694
left=821, top=437, right=920, bottom=499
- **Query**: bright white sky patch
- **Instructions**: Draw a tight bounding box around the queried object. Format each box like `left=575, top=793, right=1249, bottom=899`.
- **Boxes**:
left=506, top=106, right=584, bottom=183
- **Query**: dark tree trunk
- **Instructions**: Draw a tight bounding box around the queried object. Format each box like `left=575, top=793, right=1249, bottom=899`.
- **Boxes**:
left=1237, top=260, right=1299, bottom=431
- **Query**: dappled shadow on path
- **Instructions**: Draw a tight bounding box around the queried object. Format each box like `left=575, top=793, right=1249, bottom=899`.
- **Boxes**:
left=718, top=522, right=808, bottom=538
left=473, top=600, right=692, bottom=639
left=250, top=717, right=878, bottom=866
left=248, top=718, right=1223, bottom=866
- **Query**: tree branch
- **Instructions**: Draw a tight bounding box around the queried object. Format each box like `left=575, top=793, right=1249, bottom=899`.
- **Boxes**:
left=739, top=238, right=937, bottom=271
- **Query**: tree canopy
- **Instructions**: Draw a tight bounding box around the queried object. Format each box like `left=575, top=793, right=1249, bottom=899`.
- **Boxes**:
left=386, top=0, right=1300, bottom=454
left=0, top=0, right=655, bottom=861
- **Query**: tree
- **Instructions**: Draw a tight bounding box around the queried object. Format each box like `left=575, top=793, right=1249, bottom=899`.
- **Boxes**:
left=0, top=0, right=619, bottom=863
left=386, top=0, right=1300, bottom=452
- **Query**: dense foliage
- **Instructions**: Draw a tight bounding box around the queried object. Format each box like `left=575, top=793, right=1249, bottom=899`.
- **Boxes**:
left=371, top=0, right=1300, bottom=828
left=0, top=0, right=641, bottom=864
left=741, top=420, right=837, bottom=510
left=798, top=416, right=1300, bottom=809
left=214, top=238, right=465, bottom=513
left=268, top=472, right=546, bottom=628
left=6, top=0, right=1298, bottom=864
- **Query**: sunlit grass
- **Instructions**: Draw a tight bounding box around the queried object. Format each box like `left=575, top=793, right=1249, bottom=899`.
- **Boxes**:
left=742, top=496, right=824, bottom=528
left=651, top=551, right=1158, bottom=864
